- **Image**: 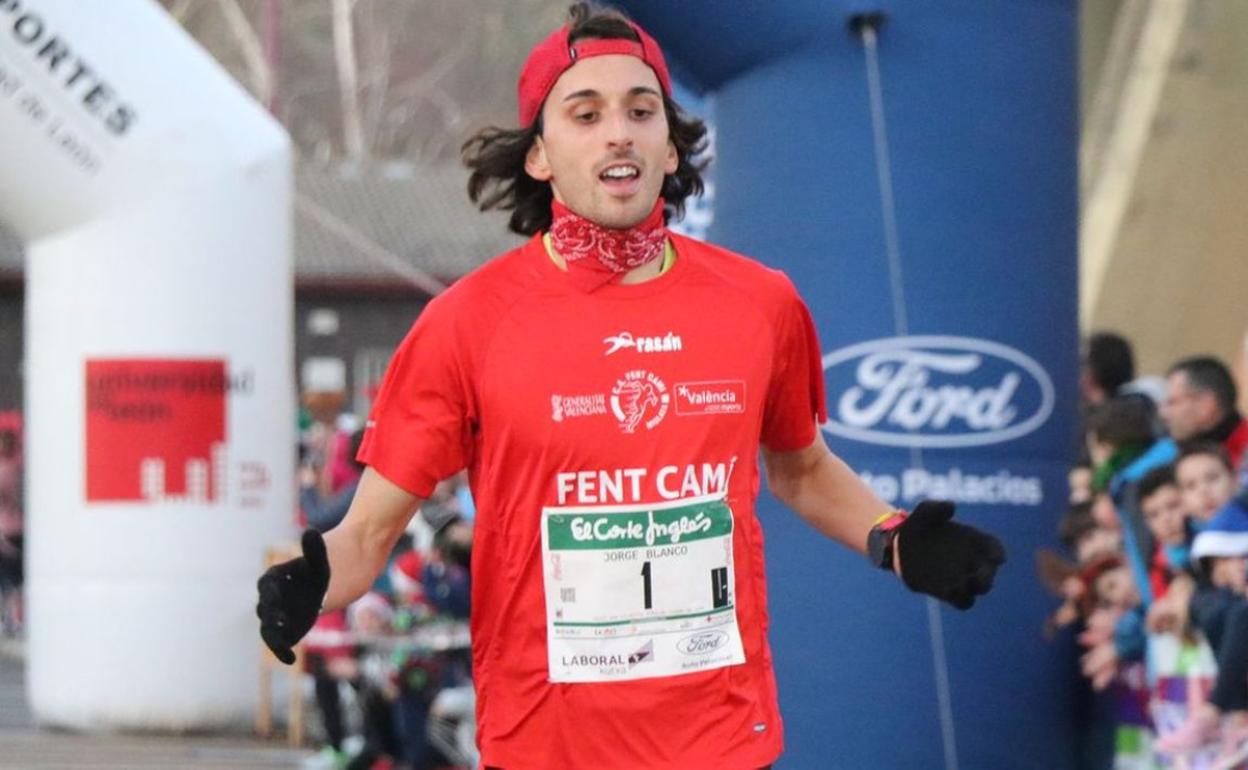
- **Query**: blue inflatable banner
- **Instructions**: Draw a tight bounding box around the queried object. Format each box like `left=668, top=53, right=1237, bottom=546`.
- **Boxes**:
left=623, top=2, right=1080, bottom=768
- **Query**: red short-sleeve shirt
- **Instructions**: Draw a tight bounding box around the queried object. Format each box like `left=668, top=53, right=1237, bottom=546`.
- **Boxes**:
left=360, top=233, right=827, bottom=770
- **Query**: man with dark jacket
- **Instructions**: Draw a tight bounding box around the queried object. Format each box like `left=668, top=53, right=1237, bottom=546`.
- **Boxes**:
left=1163, top=356, right=1248, bottom=471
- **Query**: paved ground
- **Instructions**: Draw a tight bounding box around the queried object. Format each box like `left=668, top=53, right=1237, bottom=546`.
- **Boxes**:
left=0, top=639, right=311, bottom=770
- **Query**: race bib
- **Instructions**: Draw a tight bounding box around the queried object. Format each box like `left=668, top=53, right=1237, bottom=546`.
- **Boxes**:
left=541, top=493, right=746, bottom=683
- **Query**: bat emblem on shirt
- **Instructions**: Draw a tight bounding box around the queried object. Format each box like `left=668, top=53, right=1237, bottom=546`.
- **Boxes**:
left=615, top=380, right=658, bottom=433
left=610, top=370, right=671, bottom=432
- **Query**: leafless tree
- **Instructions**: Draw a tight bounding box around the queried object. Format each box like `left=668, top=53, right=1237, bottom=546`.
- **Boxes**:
left=159, top=0, right=566, bottom=164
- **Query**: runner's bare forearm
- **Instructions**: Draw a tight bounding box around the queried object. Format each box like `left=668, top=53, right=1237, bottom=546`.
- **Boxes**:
left=762, top=432, right=892, bottom=556
left=321, top=466, right=423, bottom=611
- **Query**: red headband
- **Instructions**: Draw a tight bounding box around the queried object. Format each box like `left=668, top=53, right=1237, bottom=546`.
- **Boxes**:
left=517, top=23, right=673, bottom=127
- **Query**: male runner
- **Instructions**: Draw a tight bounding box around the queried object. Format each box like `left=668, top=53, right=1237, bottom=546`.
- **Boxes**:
left=257, top=5, right=1005, bottom=769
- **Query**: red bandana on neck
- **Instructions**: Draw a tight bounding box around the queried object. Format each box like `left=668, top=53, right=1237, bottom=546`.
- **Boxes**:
left=548, top=198, right=667, bottom=291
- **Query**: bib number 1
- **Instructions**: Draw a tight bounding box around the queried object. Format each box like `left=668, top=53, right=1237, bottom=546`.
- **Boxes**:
left=541, top=494, right=746, bottom=683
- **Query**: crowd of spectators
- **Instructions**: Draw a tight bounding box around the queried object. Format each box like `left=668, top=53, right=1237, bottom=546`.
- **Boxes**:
left=1042, top=331, right=1248, bottom=769
left=297, top=409, right=475, bottom=770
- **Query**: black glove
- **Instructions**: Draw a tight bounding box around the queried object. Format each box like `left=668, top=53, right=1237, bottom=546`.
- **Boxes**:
left=897, top=500, right=1005, bottom=610
left=256, top=529, right=331, bottom=665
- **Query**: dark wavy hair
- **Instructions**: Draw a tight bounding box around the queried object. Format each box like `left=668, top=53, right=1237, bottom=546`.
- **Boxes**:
left=462, top=2, right=709, bottom=236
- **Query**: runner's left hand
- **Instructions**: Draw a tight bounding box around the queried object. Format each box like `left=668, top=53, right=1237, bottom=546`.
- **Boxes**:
left=895, top=500, right=1005, bottom=610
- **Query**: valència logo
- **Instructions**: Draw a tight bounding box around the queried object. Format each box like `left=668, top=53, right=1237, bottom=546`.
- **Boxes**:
left=821, top=336, right=1055, bottom=449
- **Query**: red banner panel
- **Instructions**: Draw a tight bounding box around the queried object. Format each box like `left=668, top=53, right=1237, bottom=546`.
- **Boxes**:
left=85, top=359, right=228, bottom=503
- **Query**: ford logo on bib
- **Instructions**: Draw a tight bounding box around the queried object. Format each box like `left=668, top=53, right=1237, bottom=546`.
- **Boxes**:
left=677, top=630, right=730, bottom=656
left=821, top=336, right=1055, bottom=449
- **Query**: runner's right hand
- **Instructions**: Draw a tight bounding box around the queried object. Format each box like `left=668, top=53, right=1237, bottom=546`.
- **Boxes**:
left=256, top=530, right=330, bottom=665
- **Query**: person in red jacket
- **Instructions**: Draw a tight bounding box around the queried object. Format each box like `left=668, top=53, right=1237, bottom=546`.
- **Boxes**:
left=257, top=5, right=1005, bottom=769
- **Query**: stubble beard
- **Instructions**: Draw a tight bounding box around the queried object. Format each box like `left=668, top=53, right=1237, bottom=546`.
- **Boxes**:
left=592, top=188, right=661, bottom=230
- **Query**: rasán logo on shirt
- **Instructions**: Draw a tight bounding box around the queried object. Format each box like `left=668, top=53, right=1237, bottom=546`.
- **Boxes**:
left=611, top=370, right=670, bottom=433
left=603, top=331, right=683, bottom=356
left=821, top=336, right=1054, bottom=449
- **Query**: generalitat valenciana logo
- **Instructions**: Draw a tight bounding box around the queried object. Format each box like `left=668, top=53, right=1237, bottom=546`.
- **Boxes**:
left=821, top=336, right=1055, bottom=449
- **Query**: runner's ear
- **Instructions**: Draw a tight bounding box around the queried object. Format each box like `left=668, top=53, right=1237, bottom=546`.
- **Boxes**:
left=526, top=136, right=552, bottom=182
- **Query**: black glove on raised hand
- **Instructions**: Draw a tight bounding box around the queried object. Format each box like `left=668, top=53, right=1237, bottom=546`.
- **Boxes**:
left=256, top=529, right=331, bottom=665
left=897, top=500, right=1006, bottom=610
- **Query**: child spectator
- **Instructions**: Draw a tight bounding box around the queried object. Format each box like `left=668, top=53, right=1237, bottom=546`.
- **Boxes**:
left=1087, top=397, right=1176, bottom=607
left=1085, top=398, right=1176, bottom=708
left=1152, top=443, right=1242, bottom=761
left=1079, top=556, right=1145, bottom=692
left=1091, top=558, right=1142, bottom=616
left=1076, top=556, right=1156, bottom=767
left=1149, top=443, right=1242, bottom=638
left=1062, top=500, right=1123, bottom=565
left=1138, top=466, right=1224, bottom=768
left=1039, top=502, right=1121, bottom=637
left=1046, top=500, right=1127, bottom=770
left=1137, top=465, right=1192, bottom=600
left=1157, top=494, right=1248, bottom=764
left=1176, top=441, right=1240, bottom=524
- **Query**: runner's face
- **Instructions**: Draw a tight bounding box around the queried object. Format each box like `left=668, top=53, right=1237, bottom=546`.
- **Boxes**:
left=526, top=54, right=677, bottom=230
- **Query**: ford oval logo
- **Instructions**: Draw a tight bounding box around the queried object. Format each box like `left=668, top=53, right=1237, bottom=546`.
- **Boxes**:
left=677, top=630, right=729, bottom=656
left=821, top=336, right=1055, bottom=449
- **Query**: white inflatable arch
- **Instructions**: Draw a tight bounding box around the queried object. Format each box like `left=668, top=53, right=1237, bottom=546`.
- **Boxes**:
left=0, top=0, right=293, bottom=728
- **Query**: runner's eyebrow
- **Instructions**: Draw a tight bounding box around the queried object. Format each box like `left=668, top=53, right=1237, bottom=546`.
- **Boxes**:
left=562, top=86, right=662, bottom=102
